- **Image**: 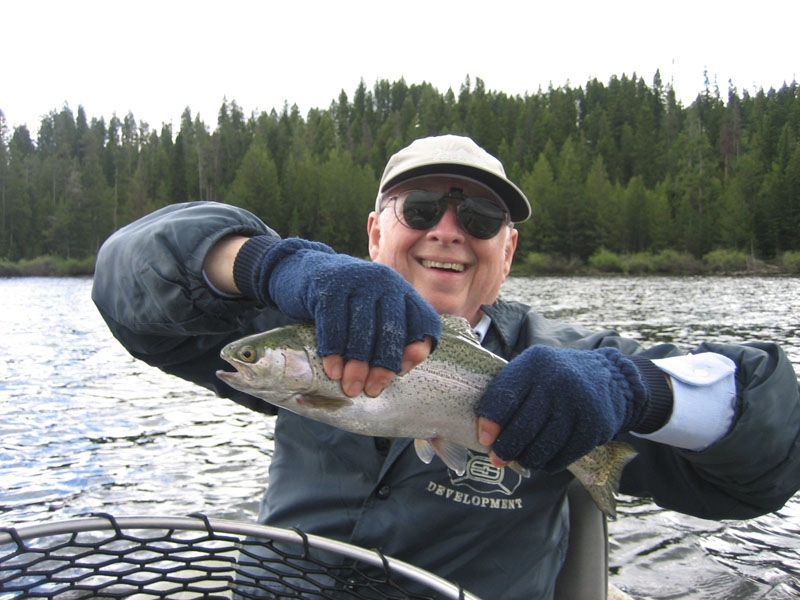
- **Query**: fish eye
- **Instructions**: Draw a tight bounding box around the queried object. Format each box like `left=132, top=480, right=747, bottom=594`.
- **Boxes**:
left=238, top=345, right=258, bottom=363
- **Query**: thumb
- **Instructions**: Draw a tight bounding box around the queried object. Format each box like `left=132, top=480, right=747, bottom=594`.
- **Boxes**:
left=478, top=416, right=501, bottom=448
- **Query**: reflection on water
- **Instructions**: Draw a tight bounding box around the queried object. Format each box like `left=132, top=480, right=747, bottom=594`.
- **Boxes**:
left=1, top=276, right=798, bottom=599
left=501, top=276, right=800, bottom=363
left=0, top=278, right=273, bottom=525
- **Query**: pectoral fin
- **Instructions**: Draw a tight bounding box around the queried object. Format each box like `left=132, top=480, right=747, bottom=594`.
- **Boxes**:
left=414, top=438, right=471, bottom=476
left=508, top=461, right=531, bottom=478
left=414, top=439, right=436, bottom=464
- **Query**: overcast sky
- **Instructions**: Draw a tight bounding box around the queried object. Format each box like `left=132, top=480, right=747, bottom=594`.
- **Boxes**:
left=4, top=0, right=798, bottom=137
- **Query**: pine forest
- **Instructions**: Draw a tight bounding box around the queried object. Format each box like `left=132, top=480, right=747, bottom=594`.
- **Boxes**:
left=1, top=73, right=798, bottom=273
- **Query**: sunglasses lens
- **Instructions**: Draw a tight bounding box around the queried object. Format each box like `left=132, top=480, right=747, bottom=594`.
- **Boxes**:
left=395, top=191, right=507, bottom=239
left=458, top=197, right=506, bottom=239
left=401, top=191, right=446, bottom=230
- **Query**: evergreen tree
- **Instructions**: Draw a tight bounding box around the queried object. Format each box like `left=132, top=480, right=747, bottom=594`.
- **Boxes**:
left=719, top=152, right=761, bottom=251
left=317, top=148, right=376, bottom=256
left=586, top=155, right=619, bottom=252
left=555, top=137, right=595, bottom=259
left=622, top=176, right=650, bottom=253
left=465, top=78, right=499, bottom=151
left=0, top=112, right=8, bottom=256
left=281, top=147, right=321, bottom=240
left=227, top=142, right=280, bottom=221
left=215, top=99, right=252, bottom=197
left=772, top=124, right=800, bottom=251
left=3, top=125, right=38, bottom=259
left=648, top=181, right=673, bottom=252
left=169, top=131, right=189, bottom=204
left=518, top=150, right=558, bottom=255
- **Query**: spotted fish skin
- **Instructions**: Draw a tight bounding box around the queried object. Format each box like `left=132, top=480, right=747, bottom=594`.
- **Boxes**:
left=217, top=314, right=636, bottom=517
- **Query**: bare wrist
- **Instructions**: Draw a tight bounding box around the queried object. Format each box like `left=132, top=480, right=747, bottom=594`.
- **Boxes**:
left=203, top=235, right=250, bottom=295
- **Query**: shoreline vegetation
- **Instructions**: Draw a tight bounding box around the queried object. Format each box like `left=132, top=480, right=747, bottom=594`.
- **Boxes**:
left=3, top=249, right=799, bottom=278
left=516, top=248, right=800, bottom=276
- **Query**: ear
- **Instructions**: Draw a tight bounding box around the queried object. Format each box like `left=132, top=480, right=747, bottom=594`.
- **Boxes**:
left=367, top=211, right=381, bottom=260
left=503, top=227, right=519, bottom=276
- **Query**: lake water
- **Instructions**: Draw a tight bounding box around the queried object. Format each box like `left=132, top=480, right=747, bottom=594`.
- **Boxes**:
left=1, top=276, right=799, bottom=599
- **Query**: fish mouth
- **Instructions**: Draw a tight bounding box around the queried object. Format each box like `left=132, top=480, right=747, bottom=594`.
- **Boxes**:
left=216, top=363, right=256, bottom=383
left=420, top=259, right=466, bottom=273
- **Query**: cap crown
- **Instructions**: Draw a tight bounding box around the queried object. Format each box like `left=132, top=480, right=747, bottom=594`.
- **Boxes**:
left=377, top=135, right=531, bottom=223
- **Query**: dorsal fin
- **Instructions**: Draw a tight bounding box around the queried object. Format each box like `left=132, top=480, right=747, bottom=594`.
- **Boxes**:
left=440, top=314, right=480, bottom=344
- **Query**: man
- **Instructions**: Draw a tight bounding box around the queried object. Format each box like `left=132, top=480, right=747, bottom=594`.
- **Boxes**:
left=92, top=135, right=800, bottom=599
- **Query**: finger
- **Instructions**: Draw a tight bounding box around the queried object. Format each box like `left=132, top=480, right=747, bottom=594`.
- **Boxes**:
left=404, top=293, right=442, bottom=352
left=344, top=295, right=377, bottom=364
left=341, top=359, right=370, bottom=397
left=400, top=337, right=434, bottom=374
left=314, top=301, right=349, bottom=358
left=533, top=412, right=591, bottom=473
left=322, top=355, right=344, bottom=381
left=488, top=450, right=509, bottom=468
left=370, top=296, right=407, bottom=373
left=477, top=360, right=533, bottom=426
left=477, top=416, right=501, bottom=448
left=517, top=414, right=566, bottom=472
left=493, top=409, right=553, bottom=469
left=363, top=336, right=433, bottom=397
left=363, top=366, right=396, bottom=397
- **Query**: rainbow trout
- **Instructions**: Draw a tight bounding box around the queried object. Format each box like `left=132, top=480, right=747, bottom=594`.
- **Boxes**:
left=217, top=314, right=636, bottom=517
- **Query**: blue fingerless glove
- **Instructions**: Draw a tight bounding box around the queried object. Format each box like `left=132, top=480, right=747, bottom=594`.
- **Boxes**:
left=477, top=346, right=672, bottom=473
left=232, top=236, right=441, bottom=373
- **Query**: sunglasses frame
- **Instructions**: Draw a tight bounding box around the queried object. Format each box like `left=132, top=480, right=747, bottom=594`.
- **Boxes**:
left=383, top=188, right=510, bottom=240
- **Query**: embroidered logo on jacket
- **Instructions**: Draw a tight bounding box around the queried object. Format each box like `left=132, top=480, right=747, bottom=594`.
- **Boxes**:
left=425, top=452, right=524, bottom=510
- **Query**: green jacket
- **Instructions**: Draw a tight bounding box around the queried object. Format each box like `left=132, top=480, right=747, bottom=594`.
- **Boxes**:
left=92, top=201, right=800, bottom=599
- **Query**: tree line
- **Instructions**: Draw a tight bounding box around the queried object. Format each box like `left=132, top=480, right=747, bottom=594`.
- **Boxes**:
left=0, top=73, right=798, bottom=265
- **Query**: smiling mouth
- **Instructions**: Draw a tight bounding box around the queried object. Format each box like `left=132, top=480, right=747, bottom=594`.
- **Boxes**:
left=421, top=259, right=465, bottom=272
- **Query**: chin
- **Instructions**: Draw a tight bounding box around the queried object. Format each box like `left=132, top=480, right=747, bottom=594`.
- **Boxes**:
left=417, top=287, right=475, bottom=320
left=430, top=302, right=472, bottom=321
left=428, top=301, right=459, bottom=316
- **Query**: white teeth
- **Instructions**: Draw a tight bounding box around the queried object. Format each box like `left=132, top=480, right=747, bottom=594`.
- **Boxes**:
left=422, top=259, right=465, bottom=272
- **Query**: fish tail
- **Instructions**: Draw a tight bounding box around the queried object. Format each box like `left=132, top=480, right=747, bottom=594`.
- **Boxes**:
left=567, top=441, right=638, bottom=519
left=582, top=478, right=619, bottom=520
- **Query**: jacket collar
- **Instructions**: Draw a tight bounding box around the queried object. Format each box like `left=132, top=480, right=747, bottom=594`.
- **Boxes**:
left=481, top=298, right=531, bottom=359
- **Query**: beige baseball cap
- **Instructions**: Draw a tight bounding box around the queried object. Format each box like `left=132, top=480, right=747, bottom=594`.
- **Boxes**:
left=375, top=134, right=531, bottom=223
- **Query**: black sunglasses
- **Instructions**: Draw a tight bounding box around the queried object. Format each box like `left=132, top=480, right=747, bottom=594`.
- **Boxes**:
left=385, top=188, right=509, bottom=239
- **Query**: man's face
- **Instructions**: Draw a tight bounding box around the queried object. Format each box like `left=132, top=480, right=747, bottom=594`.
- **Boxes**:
left=367, top=175, right=518, bottom=326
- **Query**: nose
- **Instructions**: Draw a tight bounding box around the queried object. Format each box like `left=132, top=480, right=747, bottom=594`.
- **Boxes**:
left=426, top=204, right=464, bottom=243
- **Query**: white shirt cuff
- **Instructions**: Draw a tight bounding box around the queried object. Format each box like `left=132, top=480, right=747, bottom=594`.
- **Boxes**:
left=632, top=353, right=737, bottom=451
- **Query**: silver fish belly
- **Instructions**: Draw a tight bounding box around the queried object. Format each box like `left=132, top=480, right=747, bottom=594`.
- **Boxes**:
left=217, top=314, right=636, bottom=517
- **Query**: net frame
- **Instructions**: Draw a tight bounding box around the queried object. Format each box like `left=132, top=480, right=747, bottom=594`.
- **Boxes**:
left=0, top=513, right=480, bottom=599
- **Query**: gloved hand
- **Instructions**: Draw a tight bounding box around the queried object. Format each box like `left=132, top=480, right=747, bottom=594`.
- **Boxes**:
left=477, top=346, right=671, bottom=473
left=233, top=236, right=441, bottom=374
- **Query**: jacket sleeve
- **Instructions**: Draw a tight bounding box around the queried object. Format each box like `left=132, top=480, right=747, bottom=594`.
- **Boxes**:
left=91, top=201, right=291, bottom=414
left=497, top=303, right=800, bottom=521
left=619, top=340, right=800, bottom=520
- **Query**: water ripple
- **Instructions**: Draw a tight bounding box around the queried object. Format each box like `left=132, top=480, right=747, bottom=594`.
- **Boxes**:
left=1, top=276, right=799, bottom=599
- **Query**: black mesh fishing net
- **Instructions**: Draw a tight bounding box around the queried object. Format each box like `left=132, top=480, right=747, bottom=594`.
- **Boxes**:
left=0, top=514, right=477, bottom=599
